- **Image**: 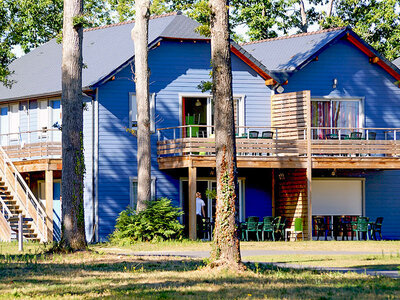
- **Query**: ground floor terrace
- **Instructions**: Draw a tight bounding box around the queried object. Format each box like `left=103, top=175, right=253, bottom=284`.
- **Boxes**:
left=157, top=125, right=400, bottom=241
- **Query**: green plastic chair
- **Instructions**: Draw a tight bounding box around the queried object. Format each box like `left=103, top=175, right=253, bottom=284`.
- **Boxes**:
left=293, top=218, right=304, bottom=241
left=352, top=217, right=369, bottom=240
left=261, top=217, right=275, bottom=241
left=245, top=216, right=260, bottom=241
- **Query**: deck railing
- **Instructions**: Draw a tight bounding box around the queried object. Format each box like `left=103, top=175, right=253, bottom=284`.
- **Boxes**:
left=157, top=125, right=400, bottom=158
left=0, top=129, right=62, bottom=160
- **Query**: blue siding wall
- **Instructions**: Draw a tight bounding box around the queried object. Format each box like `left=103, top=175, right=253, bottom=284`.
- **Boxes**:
left=241, top=169, right=273, bottom=219
left=96, top=40, right=271, bottom=240
left=284, top=40, right=400, bottom=239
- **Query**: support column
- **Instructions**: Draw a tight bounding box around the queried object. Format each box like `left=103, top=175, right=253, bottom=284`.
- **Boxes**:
left=271, top=169, right=275, bottom=217
left=306, top=90, right=312, bottom=240
left=188, top=166, right=197, bottom=240
left=45, top=170, right=54, bottom=241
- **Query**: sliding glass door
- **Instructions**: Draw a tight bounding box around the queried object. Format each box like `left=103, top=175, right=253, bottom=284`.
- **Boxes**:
left=311, top=99, right=362, bottom=139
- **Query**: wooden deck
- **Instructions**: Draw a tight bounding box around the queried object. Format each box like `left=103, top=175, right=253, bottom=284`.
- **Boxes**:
left=157, top=137, right=400, bottom=169
left=3, top=142, right=61, bottom=161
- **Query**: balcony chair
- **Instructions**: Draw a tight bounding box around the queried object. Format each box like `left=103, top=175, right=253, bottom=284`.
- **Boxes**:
left=261, top=216, right=275, bottom=241
left=285, top=218, right=303, bottom=241
left=367, top=131, right=376, bottom=140
left=249, top=131, right=259, bottom=138
left=326, top=133, right=338, bottom=139
left=261, top=131, right=274, bottom=139
left=352, top=216, right=369, bottom=240
left=245, top=216, right=260, bottom=241
left=350, top=132, right=362, bottom=140
left=370, top=217, right=384, bottom=240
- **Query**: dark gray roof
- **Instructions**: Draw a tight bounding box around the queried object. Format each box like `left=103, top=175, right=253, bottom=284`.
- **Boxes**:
left=0, top=13, right=206, bottom=101
left=242, top=28, right=347, bottom=81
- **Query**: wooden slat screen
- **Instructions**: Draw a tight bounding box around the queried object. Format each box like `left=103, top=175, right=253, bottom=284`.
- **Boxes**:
left=271, top=91, right=311, bottom=139
left=275, top=169, right=309, bottom=240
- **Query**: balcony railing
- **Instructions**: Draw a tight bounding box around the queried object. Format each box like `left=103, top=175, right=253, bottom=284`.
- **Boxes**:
left=157, top=125, right=400, bottom=158
left=0, top=129, right=62, bottom=160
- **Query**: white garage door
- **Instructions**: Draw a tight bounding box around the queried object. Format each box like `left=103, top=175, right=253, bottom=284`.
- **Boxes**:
left=312, top=179, right=363, bottom=215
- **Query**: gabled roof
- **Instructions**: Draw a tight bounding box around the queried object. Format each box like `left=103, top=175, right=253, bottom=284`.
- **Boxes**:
left=0, top=13, right=276, bottom=101
left=242, top=27, right=400, bottom=84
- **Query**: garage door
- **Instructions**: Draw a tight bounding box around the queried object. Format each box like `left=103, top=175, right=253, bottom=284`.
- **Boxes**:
left=312, top=179, right=363, bottom=215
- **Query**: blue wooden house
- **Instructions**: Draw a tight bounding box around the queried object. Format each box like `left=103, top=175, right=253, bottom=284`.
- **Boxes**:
left=0, top=12, right=399, bottom=242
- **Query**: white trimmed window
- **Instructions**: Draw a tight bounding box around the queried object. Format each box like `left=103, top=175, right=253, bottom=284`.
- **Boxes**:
left=129, top=93, right=156, bottom=132
left=130, top=177, right=156, bottom=209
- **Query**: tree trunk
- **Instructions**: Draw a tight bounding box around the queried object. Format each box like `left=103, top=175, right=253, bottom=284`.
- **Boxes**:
left=131, top=0, right=151, bottom=212
left=299, top=0, right=308, bottom=33
left=209, top=0, right=243, bottom=270
left=326, top=0, right=335, bottom=17
left=61, top=0, right=86, bottom=250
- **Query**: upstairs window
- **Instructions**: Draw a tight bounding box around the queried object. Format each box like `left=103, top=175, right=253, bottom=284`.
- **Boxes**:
left=311, top=98, right=363, bottom=139
left=129, top=93, right=156, bottom=132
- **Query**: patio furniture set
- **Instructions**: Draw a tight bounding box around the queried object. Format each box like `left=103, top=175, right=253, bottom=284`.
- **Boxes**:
left=313, top=216, right=384, bottom=241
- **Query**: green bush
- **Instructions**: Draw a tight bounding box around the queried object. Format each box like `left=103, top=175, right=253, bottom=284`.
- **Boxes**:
left=109, top=197, right=184, bottom=244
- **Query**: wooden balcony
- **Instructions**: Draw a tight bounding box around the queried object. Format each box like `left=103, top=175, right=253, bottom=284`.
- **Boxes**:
left=157, top=126, right=400, bottom=169
left=0, top=129, right=61, bottom=161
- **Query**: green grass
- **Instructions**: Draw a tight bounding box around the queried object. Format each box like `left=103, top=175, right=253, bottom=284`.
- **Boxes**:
left=0, top=251, right=399, bottom=299
left=244, top=254, right=400, bottom=270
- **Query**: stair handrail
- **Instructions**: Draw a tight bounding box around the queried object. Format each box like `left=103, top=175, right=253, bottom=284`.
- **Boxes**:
left=0, top=195, right=12, bottom=220
left=0, top=146, right=47, bottom=242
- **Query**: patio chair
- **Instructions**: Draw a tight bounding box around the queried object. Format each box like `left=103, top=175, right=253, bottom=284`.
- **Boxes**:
left=367, top=131, right=377, bottom=140
left=370, top=217, right=384, bottom=240
left=352, top=216, right=369, bottom=240
left=261, top=216, right=275, bottom=241
left=314, top=217, right=328, bottom=240
left=326, top=133, right=338, bottom=139
left=261, top=131, right=274, bottom=139
left=272, top=216, right=282, bottom=240
left=350, top=132, right=362, bottom=140
left=249, top=131, right=259, bottom=138
left=245, top=216, right=260, bottom=241
left=285, top=218, right=303, bottom=241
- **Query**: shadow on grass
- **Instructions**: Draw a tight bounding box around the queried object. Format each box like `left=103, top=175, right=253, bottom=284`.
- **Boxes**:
left=0, top=257, right=399, bottom=299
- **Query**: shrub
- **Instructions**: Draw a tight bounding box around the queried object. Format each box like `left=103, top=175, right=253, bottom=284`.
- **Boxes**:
left=109, top=197, right=184, bottom=244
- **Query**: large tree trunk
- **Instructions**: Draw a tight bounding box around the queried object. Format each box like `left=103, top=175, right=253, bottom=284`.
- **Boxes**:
left=61, top=0, right=86, bottom=250
left=299, top=0, right=308, bottom=33
left=209, top=0, right=243, bottom=270
left=131, top=0, right=151, bottom=212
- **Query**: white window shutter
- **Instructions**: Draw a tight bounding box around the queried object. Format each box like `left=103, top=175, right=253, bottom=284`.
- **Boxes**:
left=129, top=93, right=137, bottom=128
left=150, top=93, right=156, bottom=132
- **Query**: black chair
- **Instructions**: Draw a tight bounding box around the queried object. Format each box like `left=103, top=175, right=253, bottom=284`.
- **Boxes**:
left=261, top=131, right=274, bottom=139
left=249, top=131, right=259, bottom=138
left=350, top=132, right=362, bottom=140
left=367, top=131, right=376, bottom=140
left=326, top=133, right=338, bottom=140
left=315, top=217, right=328, bottom=240
left=370, top=217, right=384, bottom=240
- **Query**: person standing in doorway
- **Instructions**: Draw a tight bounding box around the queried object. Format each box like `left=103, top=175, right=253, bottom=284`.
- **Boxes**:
left=196, top=192, right=206, bottom=238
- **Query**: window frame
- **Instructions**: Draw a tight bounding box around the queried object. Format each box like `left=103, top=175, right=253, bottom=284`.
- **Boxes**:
left=129, top=176, right=157, bottom=209
left=311, top=97, right=364, bottom=132
left=129, top=92, right=156, bottom=133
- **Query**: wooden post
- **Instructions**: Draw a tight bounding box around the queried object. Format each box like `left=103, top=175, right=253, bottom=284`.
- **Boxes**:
left=271, top=169, right=275, bottom=217
left=305, top=90, right=312, bottom=240
left=45, top=170, right=54, bottom=241
left=18, top=213, right=23, bottom=252
left=188, top=166, right=197, bottom=240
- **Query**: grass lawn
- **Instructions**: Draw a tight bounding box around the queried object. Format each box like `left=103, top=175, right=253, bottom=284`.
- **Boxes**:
left=94, top=239, right=400, bottom=253
left=0, top=241, right=399, bottom=299
left=0, top=250, right=399, bottom=299
left=244, top=254, right=400, bottom=270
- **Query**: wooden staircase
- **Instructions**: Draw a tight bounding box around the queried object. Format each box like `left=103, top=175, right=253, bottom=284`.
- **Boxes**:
left=0, top=146, right=48, bottom=242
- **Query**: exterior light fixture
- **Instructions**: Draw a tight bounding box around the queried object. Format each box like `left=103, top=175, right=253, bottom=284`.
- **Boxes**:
left=331, top=169, right=336, bottom=176
left=276, top=85, right=285, bottom=94
left=278, top=172, right=285, bottom=180
left=195, top=99, right=202, bottom=107
left=333, top=78, right=338, bottom=89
